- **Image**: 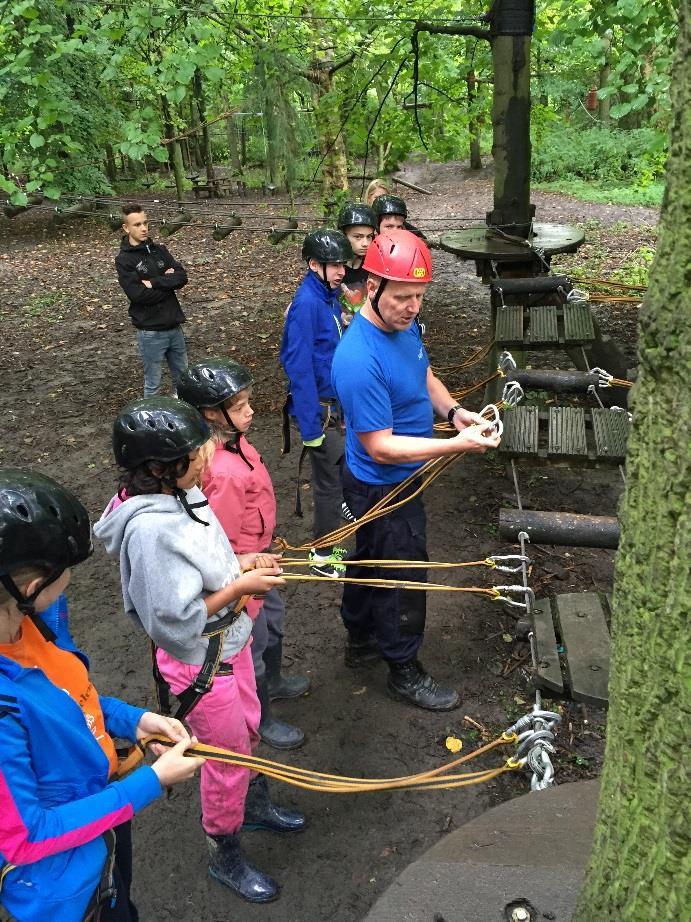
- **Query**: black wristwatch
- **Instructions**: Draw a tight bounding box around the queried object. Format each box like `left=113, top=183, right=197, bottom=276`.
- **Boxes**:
left=447, top=404, right=462, bottom=424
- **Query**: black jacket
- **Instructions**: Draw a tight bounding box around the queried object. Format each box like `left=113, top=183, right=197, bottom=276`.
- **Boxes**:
left=115, top=237, right=188, bottom=330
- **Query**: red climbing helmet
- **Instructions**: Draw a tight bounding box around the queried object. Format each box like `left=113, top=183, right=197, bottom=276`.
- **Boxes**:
left=362, top=228, right=433, bottom=283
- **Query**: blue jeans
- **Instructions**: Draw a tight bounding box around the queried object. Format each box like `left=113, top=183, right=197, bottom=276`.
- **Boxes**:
left=136, top=326, right=188, bottom=397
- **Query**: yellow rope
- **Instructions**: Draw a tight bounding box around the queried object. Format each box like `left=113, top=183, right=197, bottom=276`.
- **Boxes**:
left=430, top=340, right=493, bottom=375
left=135, top=732, right=520, bottom=793
left=279, top=557, right=498, bottom=570
left=280, top=573, right=500, bottom=597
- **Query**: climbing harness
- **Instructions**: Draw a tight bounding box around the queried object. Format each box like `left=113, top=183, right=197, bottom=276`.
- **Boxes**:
left=151, top=602, right=245, bottom=722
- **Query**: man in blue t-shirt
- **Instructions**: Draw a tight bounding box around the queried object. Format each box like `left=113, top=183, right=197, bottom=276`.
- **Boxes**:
left=331, top=229, right=501, bottom=711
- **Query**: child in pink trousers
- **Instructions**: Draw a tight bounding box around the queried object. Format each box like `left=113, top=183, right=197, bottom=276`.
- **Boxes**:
left=94, top=396, right=306, bottom=905
left=178, top=358, right=311, bottom=751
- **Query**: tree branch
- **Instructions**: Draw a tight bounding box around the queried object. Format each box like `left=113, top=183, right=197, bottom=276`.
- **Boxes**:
left=414, top=21, right=491, bottom=41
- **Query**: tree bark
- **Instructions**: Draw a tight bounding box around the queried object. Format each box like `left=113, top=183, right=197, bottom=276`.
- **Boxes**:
left=223, top=97, right=243, bottom=175
left=467, top=69, right=483, bottom=170
left=160, top=95, right=185, bottom=200
left=574, top=5, right=690, bottom=917
left=193, top=67, right=215, bottom=184
left=104, top=143, right=117, bottom=184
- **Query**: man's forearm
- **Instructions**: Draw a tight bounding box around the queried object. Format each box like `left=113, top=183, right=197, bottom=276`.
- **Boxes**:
left=359, top=431, right=461, bottom=465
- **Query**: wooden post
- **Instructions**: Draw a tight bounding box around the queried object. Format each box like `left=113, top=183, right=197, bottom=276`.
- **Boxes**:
left=487, top=0, right=535, bottom=237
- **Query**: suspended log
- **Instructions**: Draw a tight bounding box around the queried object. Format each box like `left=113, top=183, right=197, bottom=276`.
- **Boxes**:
left=491, top=275, right=572, bottom=295
left=391, top=175, right=432, bottom=195
left=505, top=369, right=600, bottom=393
left=268, top=218, right=299, bottom=245
left=159, top=210, right=192, bottom=237
left=212, top=214, right=243, bottom=240
left=499, top=509, right=620, bottom=548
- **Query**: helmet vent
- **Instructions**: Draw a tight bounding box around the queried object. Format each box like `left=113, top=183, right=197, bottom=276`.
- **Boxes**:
left=15, top=502, right=30, bottom=520
left=126, top=419, right=136, bottom=431
left=146, top=419, right=156, bottom=429
left=166, top=421, right=175, bottom=430
left=48, top=504, right=60, bottom=518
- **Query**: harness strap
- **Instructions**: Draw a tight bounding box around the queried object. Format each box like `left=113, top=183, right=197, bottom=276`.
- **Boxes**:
left=149, top=607, right=244, bottom=723
left=82, top=829, right=117, bottom=922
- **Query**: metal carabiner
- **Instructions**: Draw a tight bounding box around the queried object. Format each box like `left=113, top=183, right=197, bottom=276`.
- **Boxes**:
left=567, top=287, right=589, bottom=302
left=486, top=554, right=531, bottom=574
left=498, top=350, right=517, bottom=374
left=493, top=584, right=535, bottom=610
left=518, top=729, right=556, bottom=759
left=478, top=403, right=504, bottom=438
left=590, top=366, right=614, bottom=388
left=502, top=380, right=524, bottom=408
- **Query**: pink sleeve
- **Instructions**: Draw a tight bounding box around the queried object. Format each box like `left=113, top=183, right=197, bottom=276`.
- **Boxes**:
left=203, top=471, right=247, bottom=550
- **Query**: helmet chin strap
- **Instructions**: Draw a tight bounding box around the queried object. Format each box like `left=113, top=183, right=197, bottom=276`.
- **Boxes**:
left=0, top=572, right=59, bottom=641
left=370, top=277, right=388, bottom=321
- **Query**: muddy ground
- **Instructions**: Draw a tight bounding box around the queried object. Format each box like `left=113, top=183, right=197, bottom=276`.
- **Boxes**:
left=0, top=163, right=658, bottom=921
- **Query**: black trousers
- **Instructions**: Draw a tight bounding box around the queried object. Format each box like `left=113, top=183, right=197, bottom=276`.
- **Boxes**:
left=307, top=425, right=344, bottom=549
left=98, top=822, right=138, bottom=922
left=340, top=465, right=428, bottom=662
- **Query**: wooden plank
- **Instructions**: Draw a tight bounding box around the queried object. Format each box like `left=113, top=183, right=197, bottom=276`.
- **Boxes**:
left=499, top=406, right=539, bottom=456
left=528, top=305, right=558, bottom=343
left=563, top=302, right=595, bottom=342
left=531, top=598, right=564, bottom=696
left=554, top=593, right=610, bottom=707
left=495, top=305, right=523, bottom=343
left=548, top=407, right=587, bottom=458
left=592, top=408, right=629, bottom=461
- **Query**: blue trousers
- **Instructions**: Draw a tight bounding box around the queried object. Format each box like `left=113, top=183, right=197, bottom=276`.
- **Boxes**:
left=340, top=465, right=428, bottom=663
left=136, top=326, right=188, bottom=397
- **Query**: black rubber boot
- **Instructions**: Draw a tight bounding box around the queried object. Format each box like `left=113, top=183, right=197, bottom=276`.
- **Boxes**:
left=344, top=632, right=382, bottom=668
left=387, top=659, right=460, bottom=711
left=257, top=676, right=305, bottom=750
left=207, top=832, right=279, bottom=903
left=242, top=776, right=307, bottom=834
left=264, top=640, right=311, bottom=701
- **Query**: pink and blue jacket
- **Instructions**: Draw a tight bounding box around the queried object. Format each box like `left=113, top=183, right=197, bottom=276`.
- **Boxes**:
left=0, top=598, right=162, bottom=922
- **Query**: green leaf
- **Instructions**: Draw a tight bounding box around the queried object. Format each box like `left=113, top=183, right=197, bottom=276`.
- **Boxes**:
left=10, top=190, right=28, bottom=206
left=152, top=146, right=169, bottom=162
left=43, top=185, right=61, bottom=199
left=29, top=132, right=45, bottom=149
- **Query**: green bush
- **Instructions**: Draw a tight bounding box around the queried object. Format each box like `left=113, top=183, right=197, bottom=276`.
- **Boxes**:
left=531, top=126, right=667, bottom=186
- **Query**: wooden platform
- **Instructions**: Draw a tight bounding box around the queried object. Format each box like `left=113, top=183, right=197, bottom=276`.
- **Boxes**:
left=495, top=302, right=595, bottom=346
left=499, top=405, right=629, bottom=464
left=532, top=592, right=611, bottom=707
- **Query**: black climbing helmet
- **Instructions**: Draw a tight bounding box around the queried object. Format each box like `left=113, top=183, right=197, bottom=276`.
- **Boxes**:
left=337, top=203, right=377, bottom=231
left=372, top=194, right=407, bottom=219
left=301, top=228, right=353, bottom=265
left=113, top=397, right=210, bottom=469
left=0, top=468, right=92, bottom=621
left=178, top=359, right=254, bottom=410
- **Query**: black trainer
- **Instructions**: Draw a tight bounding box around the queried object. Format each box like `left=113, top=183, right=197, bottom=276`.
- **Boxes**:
left=242, top=776, right=307, bottom=834
left=344, top=633, right=382, bottom=668
left=207, top=832, right=279, bottom=902
left=387, top=659, right=460, bottom=711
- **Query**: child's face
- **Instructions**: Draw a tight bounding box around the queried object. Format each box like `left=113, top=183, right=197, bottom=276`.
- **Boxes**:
left=204, top=388, right=254, bottom=435
left=379, top=214, right=405, bottom=233
left=308, top=259, right=346, bottom=288
left=367, top=186, right=388, bottom=205
left=344, top=225, right=375, bottom=259
left=122, top=211, right=149, bottom=245
left=176, top=447, right=207, bottom=490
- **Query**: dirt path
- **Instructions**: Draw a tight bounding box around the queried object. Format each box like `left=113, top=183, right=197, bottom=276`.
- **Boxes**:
left=0, top=165, right=656, bottom=920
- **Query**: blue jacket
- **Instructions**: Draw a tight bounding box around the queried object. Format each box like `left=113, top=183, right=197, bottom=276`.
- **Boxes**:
left=0, top=600, right=162, bottom=922
left=279, top=270, right=343, bottom=442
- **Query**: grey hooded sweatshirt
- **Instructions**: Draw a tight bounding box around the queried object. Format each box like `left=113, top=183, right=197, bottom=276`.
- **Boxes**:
left=94, top=486, right=252, bottom=665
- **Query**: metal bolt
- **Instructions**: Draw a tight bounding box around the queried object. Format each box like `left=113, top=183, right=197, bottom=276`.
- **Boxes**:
left=589, top=664, right=602, bottom=671
left=511, top=909, right=531, bottom=922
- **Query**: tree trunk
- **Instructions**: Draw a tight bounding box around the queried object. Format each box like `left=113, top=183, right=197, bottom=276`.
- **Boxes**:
left=467, top=69, right=483, bottom=170
left=104, top=143, right=117, bottom=184
left=159, top=95, right=185, bottom=200
left=489, top=31, right=532, bottom=234
left=193, top=67, right=215, bottom=184
left=223, top=97, right=243, bottom=175
left=311, top=66, right=348, bottom=196
left=574, top=6, right=690, bottom=918
left=599, top=30, right=612, bottom=127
